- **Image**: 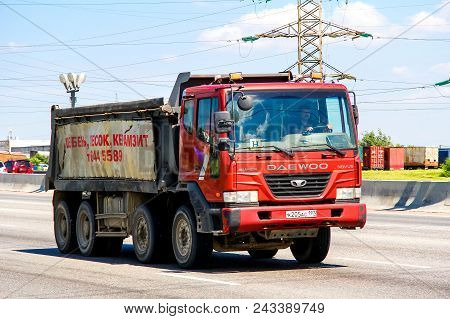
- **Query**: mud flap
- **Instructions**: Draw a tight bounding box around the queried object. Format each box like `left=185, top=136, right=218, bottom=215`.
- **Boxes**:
left=186, top=183, right=222, bottom=233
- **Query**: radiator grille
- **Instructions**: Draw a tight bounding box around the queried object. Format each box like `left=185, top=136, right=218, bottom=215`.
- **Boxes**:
left=264, top=173, right=331, bottom=198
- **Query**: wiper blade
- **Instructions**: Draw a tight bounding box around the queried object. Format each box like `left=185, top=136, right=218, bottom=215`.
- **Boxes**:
left=289, top=143, right=346, bottom=157
left=271, top=145, right=295, bottom=157
left=325, top=140, right=346, bottom=157
left=237, top=145, right=294, bottom=157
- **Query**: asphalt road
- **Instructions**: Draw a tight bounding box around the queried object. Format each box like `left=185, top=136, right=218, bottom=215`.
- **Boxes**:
left=0, top=191, right=449, bottom=299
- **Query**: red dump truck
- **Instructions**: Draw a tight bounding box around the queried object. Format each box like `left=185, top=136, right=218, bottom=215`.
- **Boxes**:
left=46, top=72, right=366, bottom=268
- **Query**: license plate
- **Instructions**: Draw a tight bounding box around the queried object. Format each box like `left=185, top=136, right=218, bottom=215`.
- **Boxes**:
left=286, top=210, right=317, bottom=218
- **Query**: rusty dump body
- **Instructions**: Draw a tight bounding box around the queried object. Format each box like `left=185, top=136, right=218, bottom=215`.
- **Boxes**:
left=47, top=72, right=366, bottom=268
left=46, top=98, right=179, bottom=193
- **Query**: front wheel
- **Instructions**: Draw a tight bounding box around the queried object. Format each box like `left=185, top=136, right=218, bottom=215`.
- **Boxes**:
left=290, top=228, right=331, bottom=263
left=172, top=205, right=212, bottom=268
left=248, top=249, right=278, bottom=259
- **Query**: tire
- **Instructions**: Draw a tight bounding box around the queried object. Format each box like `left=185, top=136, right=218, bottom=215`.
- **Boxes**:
left=76, top=201, right=101, bottom=257
left=290, top=228, right=331, bottom=264
left=132, top=205, right=164, bottom=263
left=54, top=200, right=78, bottom=254
left=248, top=249, right=278, bottom=259
left=172, top=205, right=212, bottom=268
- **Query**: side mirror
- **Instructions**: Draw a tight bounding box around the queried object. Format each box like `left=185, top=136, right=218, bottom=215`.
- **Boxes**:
left=237, top=95, right=253, bottom=111
left=349, top=91, right=359, bottom=125
left=353, top=104, right=359, bottom=125
left=214, top=111, right=234, bottom=134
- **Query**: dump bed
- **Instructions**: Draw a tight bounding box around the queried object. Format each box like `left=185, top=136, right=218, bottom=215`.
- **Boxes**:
left=46, top=98, right=179, bottom=193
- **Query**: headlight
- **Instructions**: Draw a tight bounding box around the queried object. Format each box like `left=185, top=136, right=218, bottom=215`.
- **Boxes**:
left=223, top=191, right=258, bottom=203
left=336, top=187, right=361, bottom=200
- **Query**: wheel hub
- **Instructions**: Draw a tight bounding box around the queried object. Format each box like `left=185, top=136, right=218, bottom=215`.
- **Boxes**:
left=176, top=218, right=191, bottom=257
left=78, top=211, right=91, bottom=248
left=136, top=217, right=148, bottom=251
left=56, top=209, right=69, bottom=244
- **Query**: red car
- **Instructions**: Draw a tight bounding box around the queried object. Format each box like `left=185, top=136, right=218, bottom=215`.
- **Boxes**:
left=4, top=160, right=34, bottom=174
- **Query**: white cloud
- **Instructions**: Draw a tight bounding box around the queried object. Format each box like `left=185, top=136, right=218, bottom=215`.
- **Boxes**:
left=392, top=66, right=410, bottom=76
left=198, top=4, right=297, bottom=50
left=198, top=2, right=395, bottom=50
left=408, top=1, right=450, bottom=33
left=331, top=2, right=388, bottom=28
left=330, top=1, right=406, bottom=42
left=199, top=25, right=243, bottom=42
left=430, top=62, right=450, bottom=75
left=196, top=1, right=450, bottom=57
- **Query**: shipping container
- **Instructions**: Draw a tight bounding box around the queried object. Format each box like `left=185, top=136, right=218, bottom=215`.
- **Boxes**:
left=384, top=147, right=404, bottom=170
left=404, top=147, right=439, bottom=169
left=363, top=146, right=384, bottom=170
left=438, top=148, right=450, bottom=165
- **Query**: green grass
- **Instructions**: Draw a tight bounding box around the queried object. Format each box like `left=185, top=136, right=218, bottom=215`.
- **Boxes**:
left=362, top=169, right=450, bottom=181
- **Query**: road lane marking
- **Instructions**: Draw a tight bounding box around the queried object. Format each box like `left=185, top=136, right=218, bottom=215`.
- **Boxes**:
left=334, top=257, right=431, bottom=269
left=157, top=272, right=240, bottom=286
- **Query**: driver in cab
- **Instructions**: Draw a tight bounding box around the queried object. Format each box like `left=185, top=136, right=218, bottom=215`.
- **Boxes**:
left=287, top=100, right=332, bottom=136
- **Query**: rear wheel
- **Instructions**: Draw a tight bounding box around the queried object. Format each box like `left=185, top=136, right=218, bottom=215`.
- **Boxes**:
left=54, top=201, right=78, bottom=254
left=76, top=201, right=101, bottom=257
left=132, top=205, right=169, bottom=263
left=290, top=228, right=331, bottom=263
left=248, top=249, right=278, bottom=259
left=172, top=205, right=212, bottom=268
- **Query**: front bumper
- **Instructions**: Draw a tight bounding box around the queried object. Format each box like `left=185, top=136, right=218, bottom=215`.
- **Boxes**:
left=222, top=203, right=366, bottom=233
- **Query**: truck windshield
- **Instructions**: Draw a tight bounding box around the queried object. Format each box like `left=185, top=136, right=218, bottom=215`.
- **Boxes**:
left=226, top=90, right=357, bottom=152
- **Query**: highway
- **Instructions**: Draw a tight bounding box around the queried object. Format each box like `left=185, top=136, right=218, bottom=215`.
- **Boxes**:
left=0, top=191, right=449, bottom=298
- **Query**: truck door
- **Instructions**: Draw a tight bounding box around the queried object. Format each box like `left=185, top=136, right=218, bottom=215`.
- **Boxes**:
left=179, top=99, right=196, bottom=180
left=194, top=96, right=220, bottom=195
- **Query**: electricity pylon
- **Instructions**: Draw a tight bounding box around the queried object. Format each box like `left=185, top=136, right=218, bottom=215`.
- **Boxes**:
left=242, top=0, right=372, bottom=81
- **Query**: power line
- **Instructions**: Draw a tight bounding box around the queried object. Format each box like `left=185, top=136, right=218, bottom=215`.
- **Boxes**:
left=356, top=86, right=434, bottom=96
left=19, top=1, right=257, bottom=46
left=360, top=107, right=450, bottom=112
left=0, top=85, right=113, bottom=102
left=0, top=4, right=291, bottom=55
left=357, top=78, right=434, bottom=86
left=359, top=102, right=450, bottom=105
left=0, top=93, right=65, bottom=104
left=342, top=1, right=450, bottom=73
left=0, top=42, right=239, bottom=78
left=0, top=39, right=235, bottom=49
left=1, top=1, right=147, bottom=99
left=374, top=36, right=450, bottom=42
left=0, top=1, right=245, bottom=5
left=83, top=43, right=237, bottom=72
left=360, top=96, right=450, bottom=103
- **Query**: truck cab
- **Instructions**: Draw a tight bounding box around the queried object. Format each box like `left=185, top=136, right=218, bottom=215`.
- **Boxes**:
left=174, top=73, right=366, bottom=263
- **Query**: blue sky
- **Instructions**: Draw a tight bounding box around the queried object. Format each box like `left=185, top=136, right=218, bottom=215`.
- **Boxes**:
left=1, top=0, right=449, bottom=146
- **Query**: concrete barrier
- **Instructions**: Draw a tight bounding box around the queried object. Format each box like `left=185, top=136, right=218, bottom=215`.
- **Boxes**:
left=362, top=180, right=450, bottom=213
left=0, top=173, right=45, bottom=193
left=0, top=174, right=448, bottom=212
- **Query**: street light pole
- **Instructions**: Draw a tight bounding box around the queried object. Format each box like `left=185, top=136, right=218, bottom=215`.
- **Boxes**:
left=70, top=91, right=76, bottom=108
left=59, top=73, right=86, bottom=108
